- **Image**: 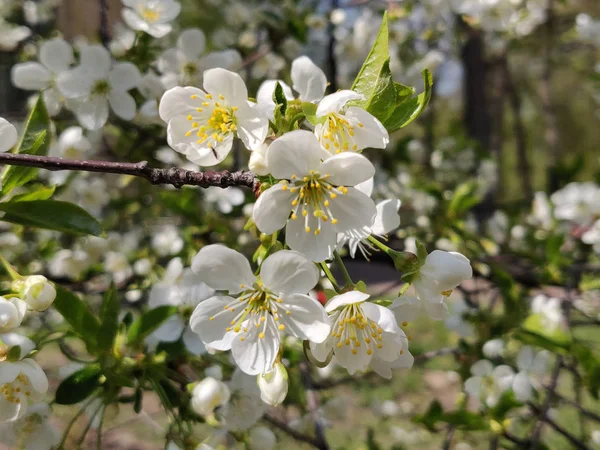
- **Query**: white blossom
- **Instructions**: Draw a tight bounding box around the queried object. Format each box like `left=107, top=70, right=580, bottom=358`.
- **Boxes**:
left=57, top=44, right=142, bottom=130
left=190, top=245, right=330, bottom=375
left=21, top=275, right=56, bottom=312
left=0, top=297, right=27, bottom=333
left=190, top=377, right=230, bottom=416
left=204, top=186, right=245, bottom=214
left=159, top=68, right=268, bottom=166
left=0, top=359, right=49, bottom=422
left=464, top=360, right=514, bottom=408
left=151, top=224, right=184, bottom=256
left=253, top=130, right=377, bottom=262
left=0, top=117, right=18, bottom=154
left=0, top=402, right=59, bottom=449
left=104, top=252, right=133, bottom=284
left=310, top=291, right=412, bottom=377
left=0, top=19, right=31, bottom=51
left=121, top=0, right=181, bottom=38
left=531, top=294, right=564, bottom=332
left=11, top=37, right=73, bottom=115
left=219, top=369, right=265, bottom=431
left=512, top=346, right=550, bottom=402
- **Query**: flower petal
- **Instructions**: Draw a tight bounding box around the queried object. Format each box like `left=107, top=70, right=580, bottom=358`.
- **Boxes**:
left=329, top=187, right=377, bottom=232
left=361, top=302, right=401, bottom=334
left=178, top=28, right=206, bottom=61
left=252, top=183, right=296, bottom=235
left=316, top=90, right=363, bottom=116
left=203, top=68, right=248, bottom=106
left=285, top=213, right=336, bottom=262
left=291, top=56, right=327, bottom=102
left=471, top=359, right=493, bottom=376
left=345, top=106, right=389, bottom=149
left=191, top=244, right=255, bottom=294
left=266, top=130, right=330, bottom=179
left=236, top=103, right=268, bottom=150
left=109, top=63, right=142, bottom=92
left=189, top=295, right=237, bottom=350
left=79, top=44, right=112, bottom=77
left=0, top=118, right=18, bottom=153
left=149, top=315, right=185, bottom=342
left=512, top=371, right=532, bottom=401
left=277, top=294, right=330, bottom=343
left=11, top=62, right=51, bottom=90
left=260, top=250, right=319, bottom=294
left=231, top=318, right=279, bottom=375
left=75, top=96, right=109, bottom=130
left=40, top=37, right=73, bottom=73
left=182, top=326, right=207, bottom=355
left=159, top=86, right=207, bottom=122
left=108, top=92, right=137, bottom=120
left=372, top=199, right=401, bottom=235
left=309, top=340, right=333, bottom=363
left=325, top=291, right=370, bottom=313
left=318, top=152, right=375, bottom=186
left=389, top=296, right=421, bottom=322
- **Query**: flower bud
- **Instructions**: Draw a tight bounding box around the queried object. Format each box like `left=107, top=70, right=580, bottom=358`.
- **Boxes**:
left=249, top=145, right=269, bottom=176
left=419, top=250, right=472, bottom=292
left=22, top=275, right=56, bottom=311
left=248, top=426, right=276, bottom=450
left=190, top=377, right=230, bottom=416
left=0, top=296, right=26, bottom=333
left=257, top=362, right=288, bottom=406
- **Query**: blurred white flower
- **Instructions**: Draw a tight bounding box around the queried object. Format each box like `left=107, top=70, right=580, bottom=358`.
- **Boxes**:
left=0, top=402, right=59, bottom=449
left=0, top=19, right=31, bottom=51
left=121, top=0, right=181, bottom=38
left=21, top=275, right=56, bottom=312
left=248, top=426, right=277, bottom=450
left=204, top=187, right=244, bottom=214
left=151, top=225, right=183, bottom=256
left=219, top=369, right=265, bottom=431
left=190, top=377, right=230, bottom=416
left=464, top=360, right=514, bottom=408
left=482, top=339, right=505, bottom=358
left=48, top=249, right=90, bottom=280
left=0, top=359, right=49, bottom=422
left=531, top=294, right=564, bottom=332
left=0, top=117, right=18, bottom=154
left=512, top=346, right=550, bottom=401
left=104, top=252, right=133, bottom=284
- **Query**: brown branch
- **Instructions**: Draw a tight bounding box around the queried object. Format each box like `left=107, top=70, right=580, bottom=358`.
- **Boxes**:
left=528, top=402, right=590, bottom=450
left=263, top=414, right=322, bottom=448
left=0, top=153, right=260, bottom=194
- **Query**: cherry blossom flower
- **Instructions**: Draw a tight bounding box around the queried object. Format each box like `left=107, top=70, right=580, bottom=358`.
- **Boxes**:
left=11, top=37, right=73, bottom=116
left=121, top=0, right=181, bottom=38
left=0, top=359, right=49, bottom=422
left=190, top=245, right=330, bottom=375
left=252, top=130, right=377, bottom=262
left=190, top=376, right=230, bottom=416
left=512, top=346, right=550, bottom=401
left=464, top=360, right=515, bottom=408
left=248, top=426, right=277, bottom=450
left=21, top=275, right=56, bottom=312
left=391, top=250, right=472, bottom=320
left=314, top=90, right=389, bottom=154
left=310, top=291, right=412, bottom=377
left=0, top=402, right=59, bottom=449
left=57, top=45, right=142, bottom=130
left=0, top=19, right=31, bottom=51
left=159, top=68, right=268, bottom=166
left=151, top=224, right=184, bottom=256
left=219, top=369, right=265, bottom=431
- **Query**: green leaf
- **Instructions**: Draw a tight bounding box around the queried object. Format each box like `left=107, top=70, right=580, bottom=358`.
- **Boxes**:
left=0, top=200, right=103, bottom=236
left=0, top=255, right=21, bottom=280
left=273, top=82, right=288, bottom=116
left=55, top=365, right=102, bottom=405
left=10, top=185, right=56, bottom=202
left=351, top=12, right=389, bottom=103
left=53, top=285, right=100, bottom=351
left=1, top=96, right=51, bottom=195
left=519, top=313, right=572, bottom=352
left=127, top=305, right=179, bottom=345
left=383, top=69, right=434, bottom=133
left=97, top=285, right=120, bottom=352
left=448, top=181, right=481, bottom=217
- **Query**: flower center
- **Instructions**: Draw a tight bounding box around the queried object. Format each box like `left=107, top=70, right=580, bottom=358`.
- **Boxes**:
left=331, top=304, right=383, bottom=356
left=283, top=171, right=348, bottom=235
left=92, top=80, right=110, bottom=96
left=320, top=113, right=363, bottom=153
left=184, top=94, right=239, bottom=152
left=0, top=374, right=32, bottom=405
left=141, top=7, right=160, bottom=22
left=208, top=282, right=288, bottom=341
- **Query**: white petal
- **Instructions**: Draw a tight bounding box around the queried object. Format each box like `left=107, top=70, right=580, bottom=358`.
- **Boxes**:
left=309, top=340, right=333, bottom=363
left=109, top=63, right=142, bottom=92
left=516, top=346, right=534, bottom=372
left=335, top=337, right=371, bottom=374
left=203, top=68, right=248, bottom=106
left=0, top=396, right=22, bottom=422
left=252, top=183, right=295, bottom=235
left=146, top=23, right=173, bottom=38
left=260, top=250, right=319, bottom=294
left=191, top=244, right=255, bottom=294
left=20, top=359, right=48, bottom=393
left=75, top=96, right=109, bottom=130
left=11, top=62, right=51, bottom=90
left=150, top=315, right=185, bottom=342
left=122, top=8, right=149, bottom=32
left=316, top=90, right=363, bottom=116
left=0, top=118, right=18, bottom=153
left=56, top=68, right=93, bottom=99
left=159, top=86, right=207, bottom=122
left=189, top=295, right=237, bottom=350
left=464, top=376, right=482, bottom=397
left=285, top=214, right=336, bottom=262
left=345, top=106, right=389, bottom=149
left=277, top=294, right=330, bottom=343
left=370, top=357, right=393, bottom=379
left=329, top=187, right=377, bottom=232
left=325, top=291, right=370, bottom=313
left=423, top=299, right=449, bottom=320
left=318, top=152, right=375, bottom=186
left=182, top=326, right=207, bottom=355
left=198, top=50, right=242, bottom=72
left=372, top=199, right=401, bottom=235
left=361, top=302, right=400, bottom=333
left=178, top=28, right=206, bottom=61
left=420, top=251, right=473, bottom=292
left=291, top=56, right=327, bottom=102
left=389, top=296, right=421, bottom=322
left=108, top=92, right=137, bottom=120
left=79, top=44, right=112, bottom=76
left=471, top=359, right=493, bottom=376
left=231, top=318, right=279, bottom=375
left=40, top=37, right=73, bottom=73
left=43, top=87, right=63, bottom=116
left=266, top=130, right=330, bottom=179
left=355, top=177, right=374, bottom=197
left=236, top=103, right=268, bottom=150
left=376, top=331, right=404, bottom=362
left=157, top=1, right=182, bottom=22
left=512, top=372, right=532, bottom=401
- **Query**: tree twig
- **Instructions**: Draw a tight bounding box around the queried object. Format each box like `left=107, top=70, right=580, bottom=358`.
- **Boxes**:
left=530, top=357, right=562, bottom=449
left=99, top=0, right=110, bottom=48
left=529, top=402, right=590, bottom=450
left=263, top=414, right=322, bottom=448
left=0, top=153, right=260, bottom=194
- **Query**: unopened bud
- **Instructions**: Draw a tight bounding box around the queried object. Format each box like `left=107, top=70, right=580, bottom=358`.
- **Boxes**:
left=22, top=275, right=56, bottom=311
left=190, top=377, right=230, bottom=416
left=257, top=362, right=288, bottom=406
